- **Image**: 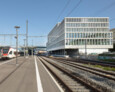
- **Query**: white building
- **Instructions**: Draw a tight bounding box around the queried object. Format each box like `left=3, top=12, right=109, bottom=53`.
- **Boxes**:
left=47, top=17, right=113, bottom=56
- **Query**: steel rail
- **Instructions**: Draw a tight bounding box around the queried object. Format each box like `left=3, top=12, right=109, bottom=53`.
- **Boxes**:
left=40, top=57, right=103, bottom=92
left=38, top=57, right=73, bottom=92
left=51, top=57, right=115, bottom=68
left=53, top=59, right=115, bottom=81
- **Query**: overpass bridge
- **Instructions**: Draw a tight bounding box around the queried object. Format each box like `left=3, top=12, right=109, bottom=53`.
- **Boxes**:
left=0, top=46, right=46, bottom=55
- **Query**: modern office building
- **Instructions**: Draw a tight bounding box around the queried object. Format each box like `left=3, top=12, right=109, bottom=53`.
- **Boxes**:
left=47, top=17, right=113, bottom=57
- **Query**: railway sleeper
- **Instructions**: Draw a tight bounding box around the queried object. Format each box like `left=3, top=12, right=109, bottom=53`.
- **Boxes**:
left=39, top=57, right=99, bottom=92
left=42, top=57, right=114, bottom=92
left=39, top=57, right=92, bottom=92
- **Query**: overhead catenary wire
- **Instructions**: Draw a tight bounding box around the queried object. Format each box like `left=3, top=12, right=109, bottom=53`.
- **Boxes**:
left=28, top=35, right=59, bottom=38
left=110, top=18, right=115, bottom=22
left=92, top=1, right=115, bottom=16
left=0, top=34, right=26, bottom=36
left=0, top=34, right=59, bottom=38
left=66, top=0, right=82, bottom=16
left=54, top=0, right=82, bottom=27
left=55, top=0, right=71, bottom=22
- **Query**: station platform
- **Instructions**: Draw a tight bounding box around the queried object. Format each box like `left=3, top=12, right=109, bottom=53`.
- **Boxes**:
left=0, top=56, right=62, bottom=92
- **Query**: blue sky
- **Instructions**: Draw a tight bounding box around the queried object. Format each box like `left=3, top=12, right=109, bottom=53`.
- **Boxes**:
left=0, top=0, right=115, bottom=46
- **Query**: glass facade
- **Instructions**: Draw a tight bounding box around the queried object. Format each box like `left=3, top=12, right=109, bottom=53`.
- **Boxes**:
left=47, top=17, right=113, bottom=52
left=66, top=28, right=109, bottom=32
left=65, top=39, right=112, bottom=45
left=66, top=18, right=108, bottom=22
left=66, top=33, right=112, bottom=39
left=66, top=23, right=108, bottom=27
left=65, top=17, right=112, bottom=46
left=47, top=21, right=65, bottom=50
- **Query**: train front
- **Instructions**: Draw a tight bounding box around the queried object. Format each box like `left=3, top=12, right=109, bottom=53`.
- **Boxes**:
left=1, top=47, right=10, bottom=59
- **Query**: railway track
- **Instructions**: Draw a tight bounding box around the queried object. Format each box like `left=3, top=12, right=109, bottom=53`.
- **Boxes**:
left=79, top=59, right=115, bottom=67
left=49, top=57, right=115, bottom=67
left=51, top=58, right=115, bottom=81
left=38, top=56, right=114, bottom=92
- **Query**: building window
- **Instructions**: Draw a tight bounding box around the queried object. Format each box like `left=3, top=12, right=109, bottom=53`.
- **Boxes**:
left=77, top=33, right=79, bottom=38
left=66, top=33, right=68, bottom=38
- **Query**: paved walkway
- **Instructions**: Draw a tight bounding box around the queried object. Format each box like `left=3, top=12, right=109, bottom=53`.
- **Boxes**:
left=0, top=56, right=62, bottom=92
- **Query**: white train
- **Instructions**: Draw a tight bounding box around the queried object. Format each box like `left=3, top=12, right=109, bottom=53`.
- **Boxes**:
left=1, top=47, right=19, bottom=59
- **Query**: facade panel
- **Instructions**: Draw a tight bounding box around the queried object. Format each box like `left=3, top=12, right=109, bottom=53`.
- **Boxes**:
left=47, top=17, right=113, bottom=55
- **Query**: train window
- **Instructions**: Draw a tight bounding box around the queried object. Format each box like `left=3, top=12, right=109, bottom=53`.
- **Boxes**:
left=9, top=51, right=12, bottom=54
left=3, top=49, right=9, bottom=53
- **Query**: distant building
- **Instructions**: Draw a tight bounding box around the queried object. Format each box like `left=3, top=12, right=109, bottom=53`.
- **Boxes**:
left=20, top=46, right=46, bottom=55
left=47, top=17, right=113, bottom=57
left=34, top=46, right=46, bottom=55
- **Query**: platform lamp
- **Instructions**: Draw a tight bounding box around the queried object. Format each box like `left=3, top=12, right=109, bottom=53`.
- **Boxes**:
left=23, top=39, right=26, bottom=58
left=14, top=26, right=20, bottom=65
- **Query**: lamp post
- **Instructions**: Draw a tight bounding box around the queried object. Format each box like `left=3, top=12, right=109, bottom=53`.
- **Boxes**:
left=23, top=39, right=26, bottom=58
left=26, top=20, right=28, bottom=58
left=14, top=26, right=20, bottom=65
left=31, top=39, right=33, bottom=57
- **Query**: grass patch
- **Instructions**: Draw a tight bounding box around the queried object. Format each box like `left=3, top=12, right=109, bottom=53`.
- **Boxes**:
left=84, top=64, right=115, bottom=71
left=101, top=59, right=115, bottom=62
left=102, top=67, right=115, bottom=71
